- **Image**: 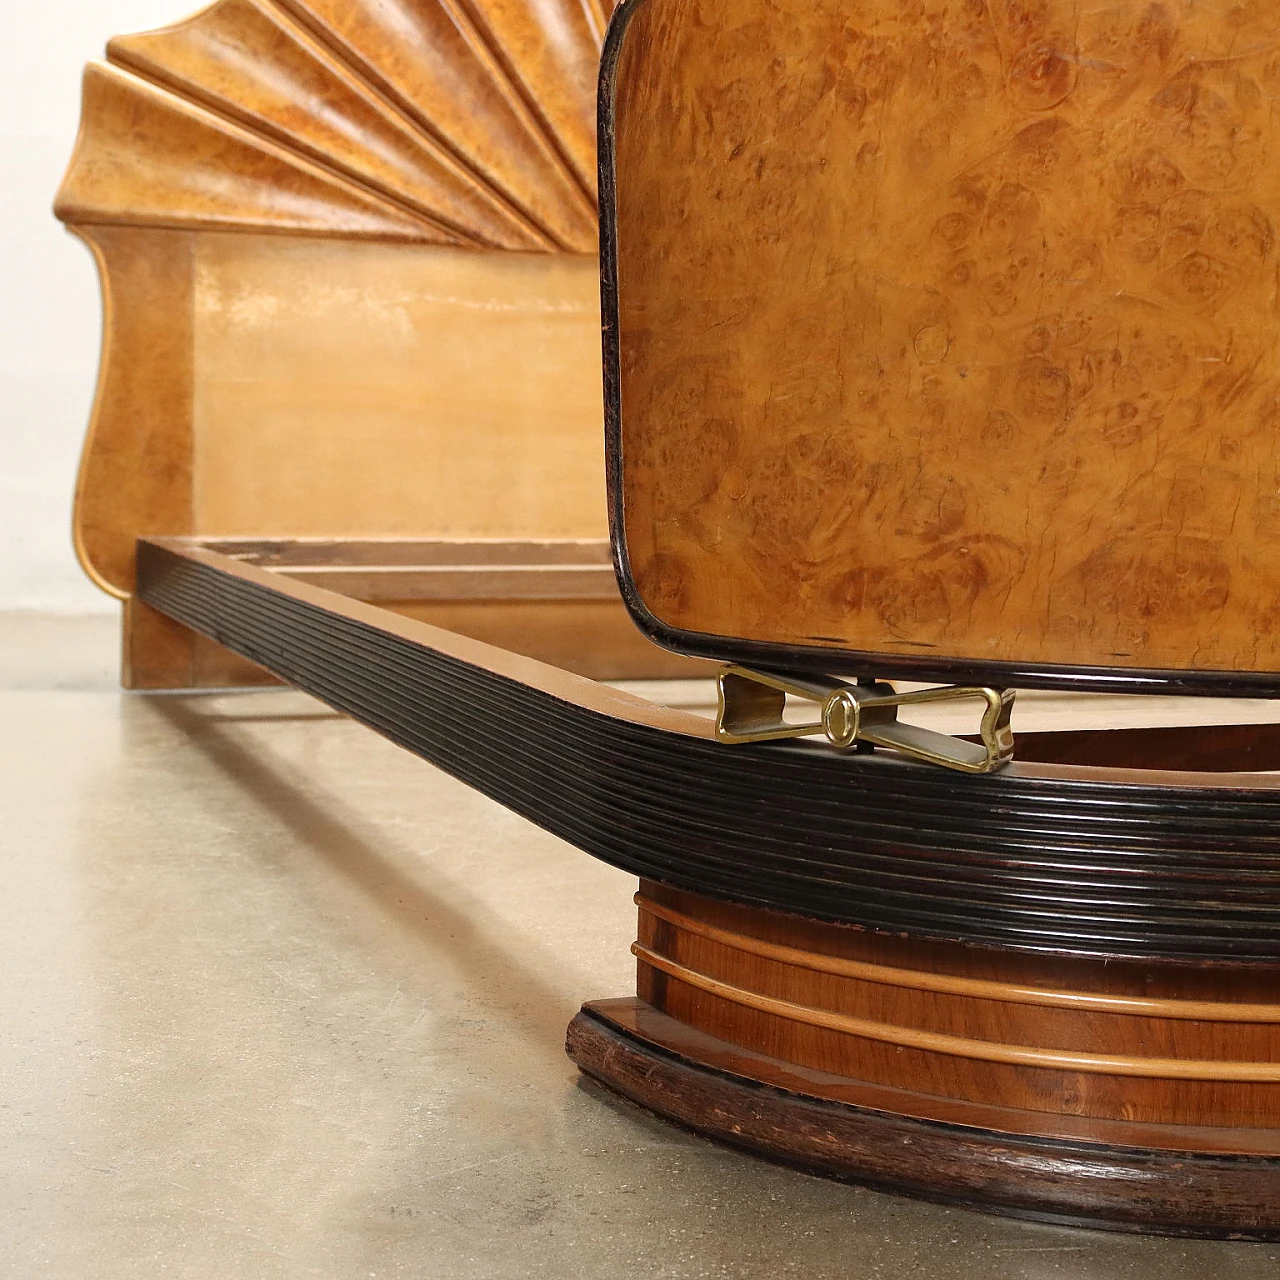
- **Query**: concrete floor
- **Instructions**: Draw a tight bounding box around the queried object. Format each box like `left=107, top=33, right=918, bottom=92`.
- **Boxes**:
left=3, top=613, right=1279, bottom=1279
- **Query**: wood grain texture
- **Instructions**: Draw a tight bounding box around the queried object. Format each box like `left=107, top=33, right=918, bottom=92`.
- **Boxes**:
left=121, top=527, right=1280, bottom=1228
left=123, top=596, right=281, bottom=690
left=188, top=237, right=608, bottom=544
left=606, top=0, right=1280, bottom=682
left=568, top=1002, right=1280, bottom=1237
left=636, top=892, right=1280, bottom=1022
left=106, top=0, right=535, bottom=248
left=122, top=539, right=702, bottom=686
left=70, top=226, right=194, bottom=600
left=635, top=942, right=1280, bottom=1080
left=55, top=0, right=609, bottom=248
left=213, top=537, right=705, bottom=680
left=275, top=0, right=597, bottom=249
left=66, top=232, right=609, bottom=602
left=635, top=885, right=1280, bottom=1127
left=56, top=0, right=636, bottom=686
left=386, top=599, right=706, bottom=678
left=57, top=62, right=430, bottom=242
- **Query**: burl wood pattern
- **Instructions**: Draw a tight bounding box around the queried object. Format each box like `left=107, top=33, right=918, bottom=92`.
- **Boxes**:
left=613, top=0, right=1280, bottom=674
left=69, top=227, right=194, bottom=599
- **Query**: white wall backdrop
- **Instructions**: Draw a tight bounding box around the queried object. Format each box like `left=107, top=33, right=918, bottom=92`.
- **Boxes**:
left=2, top=1, right=185, bottom=611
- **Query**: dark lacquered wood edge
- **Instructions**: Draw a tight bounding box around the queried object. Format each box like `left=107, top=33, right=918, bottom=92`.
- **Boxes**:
left=567, top=999, right=1280, bottom=1239
left=1011, top=722, right=1280, bottom=770
left=136, top=537, right=1280, bottom=962
left=597, top=0, right=1280, bottom=700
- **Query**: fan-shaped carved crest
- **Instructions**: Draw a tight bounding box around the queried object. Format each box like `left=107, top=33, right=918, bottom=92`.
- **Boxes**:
left=55, top=0, right=614, bottom=251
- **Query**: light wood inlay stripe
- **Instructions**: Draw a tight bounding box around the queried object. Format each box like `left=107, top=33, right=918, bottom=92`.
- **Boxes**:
left=637, top=896, right=1280, bottom=1024
left=632, top=944, right=1280, bottom=1081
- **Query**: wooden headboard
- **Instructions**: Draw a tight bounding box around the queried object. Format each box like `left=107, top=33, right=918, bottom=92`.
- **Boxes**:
left=55, top=0, right=694, bottom=686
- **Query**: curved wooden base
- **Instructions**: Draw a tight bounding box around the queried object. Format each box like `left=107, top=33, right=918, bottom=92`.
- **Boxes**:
left=568, top=882, right=1280, bottom=1238
left=568, top=1001, right=1280, bottom=1239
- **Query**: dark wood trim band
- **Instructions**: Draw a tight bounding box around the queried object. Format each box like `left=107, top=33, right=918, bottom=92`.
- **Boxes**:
left=137, top=537, right=1280, bottom=964
left=567, top=1001, right=1280, bottom=1239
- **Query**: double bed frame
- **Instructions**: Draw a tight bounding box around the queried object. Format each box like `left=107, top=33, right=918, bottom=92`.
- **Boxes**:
left=57, top=0, right=1280, bottom=1238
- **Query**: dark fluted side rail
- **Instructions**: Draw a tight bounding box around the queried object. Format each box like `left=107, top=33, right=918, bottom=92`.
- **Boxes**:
left=137, top=538, right=1280, bottom=964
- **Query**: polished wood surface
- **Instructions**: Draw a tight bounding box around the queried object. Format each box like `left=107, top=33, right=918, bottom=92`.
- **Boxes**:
left=188, top=238, right=606, bottom=546
left=131, top=536, right=1280, bottom=1229
left=570, top=882, right=1280, bottom=1234
left=136, top=537, right=1280, bottom=964
left=54, top=0, right=646, bottom=686
left=70, top=227, right=195, bottom=600
left=56, top=0, right=609, bottom=248
left=123, top=596, right=278, bottom=690
left=637, top=894, right=1280, bottom=1023
left=636, top=884, right=1280, bottom=1126
left=65, top=228, right=611, bottom=608
left=222, top=537, right=622, bottom=601
left=568, top=1002, right=1280, bottom=1237
left=606, top=0, right=1280, bottom=684
left=64, top=230, right=608, bottom=603
left=636, top=943, right=1280, bottom=1080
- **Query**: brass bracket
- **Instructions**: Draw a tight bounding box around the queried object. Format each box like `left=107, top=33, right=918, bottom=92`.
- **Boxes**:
left=715, top=666, right=1015, bottom=774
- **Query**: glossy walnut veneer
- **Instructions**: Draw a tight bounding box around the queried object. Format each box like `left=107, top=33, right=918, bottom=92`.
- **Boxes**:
left=633, top=884, right=1280, bottom=1130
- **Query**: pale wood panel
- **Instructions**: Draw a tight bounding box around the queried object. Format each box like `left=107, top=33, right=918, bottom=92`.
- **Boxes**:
left=190, top=235, right=607, bottom=540
left=388, top=599, right=708, bottom=679
left=201, top=537, right=615, bottom=566
left=275, top=564, right=618, bottom=601
left=613, top=0, right=1280, bottom=676
left=123, top=595, right=698, bottom=687
left=56, top=0, right=635, bottom=687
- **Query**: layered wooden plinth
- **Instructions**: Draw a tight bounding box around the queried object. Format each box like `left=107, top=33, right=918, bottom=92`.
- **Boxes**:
left=568, top=883, right=1280, bottom=1237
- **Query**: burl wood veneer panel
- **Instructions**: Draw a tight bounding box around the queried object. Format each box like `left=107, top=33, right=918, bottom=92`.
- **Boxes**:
left=614, top=0, right=1280, bottom=674
left=191, top=235, right=607, bottom=541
